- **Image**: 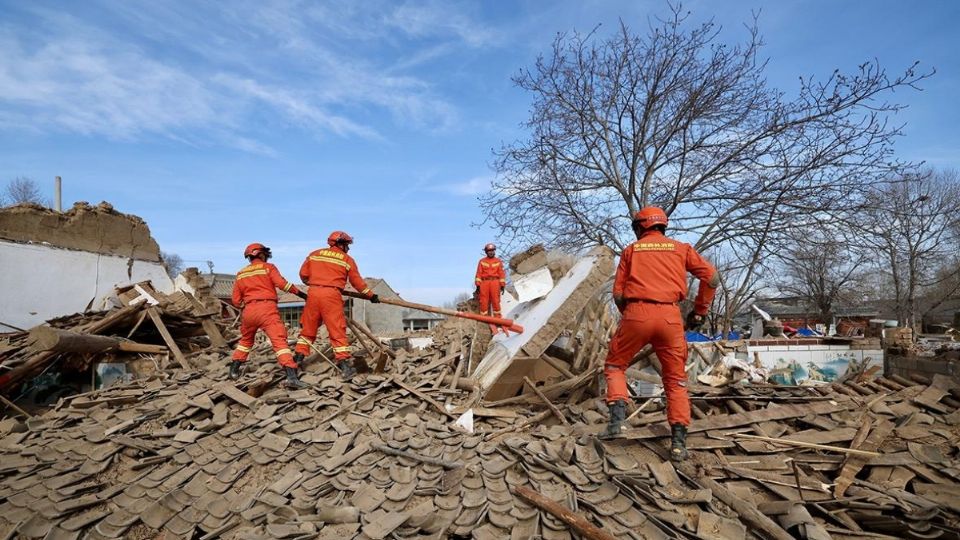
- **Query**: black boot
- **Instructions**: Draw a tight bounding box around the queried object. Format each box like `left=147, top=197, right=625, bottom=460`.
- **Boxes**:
left=228, top=361, right=242, bottom=380
left=292, top=353, right=305, bottom=370
left=338, top=361, right=357, bottom=381
left=670, top=424, right=688, bottom=462
left=282, top=367, right=307, bottom=389
left=602, top=400, right=626, bottom=438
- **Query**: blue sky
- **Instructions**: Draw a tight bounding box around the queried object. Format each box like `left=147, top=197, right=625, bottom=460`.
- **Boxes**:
left=1, top=1, right=957, bottom=305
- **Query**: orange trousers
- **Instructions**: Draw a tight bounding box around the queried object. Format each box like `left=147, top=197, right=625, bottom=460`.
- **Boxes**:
left=233, top=300, right=296, bottom=368
left=295, top=286, right=351, bottom=361
left=478, top=280, right=502, bottom=316
left=604, top=302, right=691, bottom=426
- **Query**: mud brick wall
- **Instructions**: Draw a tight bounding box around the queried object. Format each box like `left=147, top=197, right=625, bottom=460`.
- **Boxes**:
left=885, top=353, right=960, bottom=381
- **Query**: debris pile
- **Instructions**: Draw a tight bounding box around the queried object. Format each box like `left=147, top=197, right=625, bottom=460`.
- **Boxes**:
left=0, top=282, right=231, bottom=397
left=2, top=248, right=959, bottom=539
left=1, top=318, right=959, bottom=539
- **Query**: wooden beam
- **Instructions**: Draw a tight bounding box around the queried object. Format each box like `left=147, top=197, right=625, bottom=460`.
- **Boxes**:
left=0, top=393, right=31, bottom=418
left=523, top=376, right=569, bottom=426
left=146, top=307, right=189, bottom=369
left=28, top=326, right=166, bottom=354
left=622, top=400, right=851, bottom=440
left=512, top=486, right=616, bottom=540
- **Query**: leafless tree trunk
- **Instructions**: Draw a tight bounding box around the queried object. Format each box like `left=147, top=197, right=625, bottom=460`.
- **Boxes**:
left=2, top=177, right=48, bottom=206
left=773, top=229, right=867, bottom=327
left=482, top=5, right=931, bottom=321
left=161, top=251, right=185, bottom=278
left=855, top=169, right=960, bottom=330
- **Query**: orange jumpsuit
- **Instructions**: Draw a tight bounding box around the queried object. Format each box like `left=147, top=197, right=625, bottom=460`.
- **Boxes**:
left=604, top=230, right=717, bottom=426
left=295, top=246, right=373, bottom=361
left=231, top=262, right=300, bottom=369
left=475, top=256, right=507, bottom=317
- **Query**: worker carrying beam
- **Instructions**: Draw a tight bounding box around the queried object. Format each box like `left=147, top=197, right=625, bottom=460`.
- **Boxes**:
left=602, top=207, right=719, bottom=461
left=474, top=243, right=507, bottom=318
left=230, top=243, right=309, bottom=389
left=294, top=231, right=379, bottom=380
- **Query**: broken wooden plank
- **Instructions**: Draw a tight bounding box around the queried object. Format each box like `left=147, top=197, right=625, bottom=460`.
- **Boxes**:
left=216, top=382, right=257, bottom=409
left=371, top=443, right=462, bottom=470
left=523, top=376, right=569, bottom=426
left=622, top=400, right=851, bottom=440
left=512, top=485, right=617, bottom=540
left=146, top=307, right=189, bottom=369
left=834, top=418, right=894, bottom=497
left=200, top=318, right=228, bottom=348
left=727, top=433, right=880, bottom=457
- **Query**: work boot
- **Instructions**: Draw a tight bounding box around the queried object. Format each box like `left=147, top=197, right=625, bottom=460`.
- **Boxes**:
left=228, top=361, right=242, bottom=380
left=338, top=361, right=357, bottom=381
left=292, top=353, right=305, bottom=370
left=602, top=400, right=626, bottom=438
left=282, top=367, right=308, bottom=389
left=670, top=424, right=688, bottom=462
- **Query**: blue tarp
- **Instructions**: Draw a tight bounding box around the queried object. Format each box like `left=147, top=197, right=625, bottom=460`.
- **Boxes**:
left=685, top=331, right=712, bottom=342
left=685, top=331, right=741, bottom=342
left=795, top=327, right=822, bottom=337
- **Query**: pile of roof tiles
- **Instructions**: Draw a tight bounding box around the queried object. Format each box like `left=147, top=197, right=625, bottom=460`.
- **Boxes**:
left=1, top=330, right=959, bottom=540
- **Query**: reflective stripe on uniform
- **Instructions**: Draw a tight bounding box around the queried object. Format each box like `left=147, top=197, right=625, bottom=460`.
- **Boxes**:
left=332, top=346, right=351, bottom=353
left=282, top=282, right=292, bottom=292
left=308, top=255, right=352, bottom=271
left=237, top=268, right=269, bottom=280
left=275, top=348, right=292, bottom=356
left=297, top=337, right=314, bottom=345
left=236, top=344, right=251, bottom=352
left=360, top=288, right=371, bottom=295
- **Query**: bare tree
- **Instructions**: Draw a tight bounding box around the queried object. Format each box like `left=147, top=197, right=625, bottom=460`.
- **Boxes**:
left=161, top=251, right=185, bottom=279
left=773, top=228, right=866, bottom=326
left=857, top=169, right=960, bottom=330
left=2, top=177, right=48, bottom=206
left=481, top=5, right=931, bottom=329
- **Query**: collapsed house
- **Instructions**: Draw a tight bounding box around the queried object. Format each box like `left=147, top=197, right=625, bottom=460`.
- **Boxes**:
left=1, top=241, right=959, bottom=539
left=0, top=202, right=175, bottom=331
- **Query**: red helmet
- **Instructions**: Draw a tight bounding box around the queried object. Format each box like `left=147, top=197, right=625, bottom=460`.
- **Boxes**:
left=327, top=231, right=354, bottom=247
left=633, top=207, right=668, bottom=230
left=484, top=243, right=496, bottom=252
left=243, top=242, right=271, bottom=260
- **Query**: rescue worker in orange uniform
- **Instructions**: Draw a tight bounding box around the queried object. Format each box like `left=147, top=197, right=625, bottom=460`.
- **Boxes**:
left=475, top=243, right=507, bottom=318
left=293, top=231, right=379, bottom=380
left=602, top=207, right=719, bottom=461
left=230, top=243, right=309, bottom=389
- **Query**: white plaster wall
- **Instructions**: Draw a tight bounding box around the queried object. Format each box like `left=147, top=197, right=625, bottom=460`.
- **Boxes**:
left=742, top=343, right=884, bottom=384
left=0, top=240, right=174, bottom=329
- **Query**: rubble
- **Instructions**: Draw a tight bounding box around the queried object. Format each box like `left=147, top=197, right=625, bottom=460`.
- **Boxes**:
left=1, top=248, right=959, bottom=539
left=1, top=331, right=958, bottom=539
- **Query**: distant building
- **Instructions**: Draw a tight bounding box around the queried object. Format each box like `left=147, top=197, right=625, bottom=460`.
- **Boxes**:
left=756, top=296, right=880, bottom=335
left=402, top=308, right=445, bottom=332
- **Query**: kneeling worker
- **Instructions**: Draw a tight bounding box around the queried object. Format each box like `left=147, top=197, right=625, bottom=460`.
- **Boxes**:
left=230, top=243, right=309, bottom=389
left=602, top=207, right=719, bottom=461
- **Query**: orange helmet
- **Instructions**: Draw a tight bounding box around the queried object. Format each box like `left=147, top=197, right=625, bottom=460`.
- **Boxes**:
left=327, top=231, right=354, bottom=246
left=484, top=243, right=496, bottom=252
left=632, top=206, right=668, bottom=230
left=243, top=242, right=271, bottom=260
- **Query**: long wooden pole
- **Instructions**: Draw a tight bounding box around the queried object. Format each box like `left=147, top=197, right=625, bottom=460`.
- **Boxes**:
left=342, top=290, right=523, bottom=333
left=512, top=486, right=617, bottom=540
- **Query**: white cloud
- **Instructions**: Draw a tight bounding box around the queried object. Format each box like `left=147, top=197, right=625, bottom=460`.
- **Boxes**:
left=0, top=0, right=496, bottom=151
left=432, top=175, right=495, bottom=196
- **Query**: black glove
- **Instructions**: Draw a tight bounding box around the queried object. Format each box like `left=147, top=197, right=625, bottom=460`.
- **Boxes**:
left=685, top=311, right=705, bottom=331
left=369, top=294, right=380, bottom=303
left=474, top=286, right=481, bottom=297
left=613, top=295, right=626, bottom=313
left=296, top=290, right=308, bottom=300
left=500, top=286, right=505, bottom=294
